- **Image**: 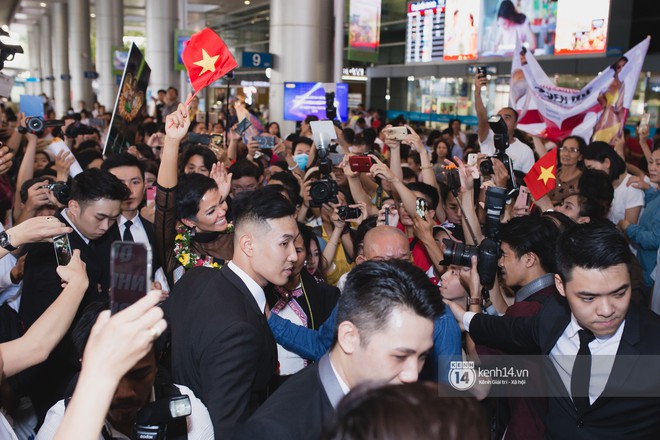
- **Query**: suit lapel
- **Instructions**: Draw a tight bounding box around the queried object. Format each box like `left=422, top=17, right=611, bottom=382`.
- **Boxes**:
left=220, top=265, right=263, bottom=316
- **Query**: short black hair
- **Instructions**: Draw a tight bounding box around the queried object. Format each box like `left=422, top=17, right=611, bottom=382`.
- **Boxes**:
left=69, top=168, right=130, bottom=204
left=230, top=159, right=263, bottom=180
left=335, top=260, right=443, bottom=346
left=176, top=173, right=218, bottom=220
left=578, top=169, right=614, bottom=216
left=181, top=145, right=216, bottom=174
left=75, top=149, right=104, bottom=170
left=581, top=141, right=626, bottom=180
left=499, top=216, right=559, bottom=274
left=269, top=171, right=302, bottom=206
left=401, top=167, right=418, bottom=182
left=101, top=152, right=146, bottom=178
left=292, top=136, right=314, bottom=152
left=406, top=182, right=439, bottom=209
left=232, top=186, right=296, bottom=234
left=555, top=220, right=631, bottom=283
left=77, top=140, right=101, bottom=153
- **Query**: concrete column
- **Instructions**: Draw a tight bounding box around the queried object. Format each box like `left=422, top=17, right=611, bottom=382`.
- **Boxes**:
left=96, top=0, right=124, bottom=109
left=269, top=0, right=334, bottom=135
left=146, top=0, right=177, bottom=92
left=27, top=27, right=42, bottom=96
left=52, top=2, right=71, bottom=117
left=333, top=0, right=345, bottom=83
left=40, top=15, right=54, bottom=100
left=68, top=0, right=93, bottom=110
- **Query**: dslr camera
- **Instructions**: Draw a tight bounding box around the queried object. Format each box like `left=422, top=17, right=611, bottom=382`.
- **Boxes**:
left=134, top=394, right=192, bottom=440
left=337, top=206, right=361, bottom=220
left=18, top=117, right=65, bottom=135
left=310, top=141, right=339, bottom=207
left=41, top=182, right=71, bottom=206
left=0, top=28, right=23, bottom=71
left=65, top=122, right=97, bottom=138
left=442, top=186, right=508, bottom=290
left=479, top=114, right=513, bottom=176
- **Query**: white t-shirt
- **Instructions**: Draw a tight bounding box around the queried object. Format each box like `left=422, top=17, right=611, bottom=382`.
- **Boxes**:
left=607, top=173, right=645, bottom=225
left=480, top=130, right=535, bottom=173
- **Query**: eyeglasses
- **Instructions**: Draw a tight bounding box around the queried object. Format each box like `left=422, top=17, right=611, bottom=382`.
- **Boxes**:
left=560, top=146, right=580, bottom=153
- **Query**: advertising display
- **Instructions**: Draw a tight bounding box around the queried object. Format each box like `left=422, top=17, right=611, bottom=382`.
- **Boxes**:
left=405, top=0, right=446, bottom=63
left=174, top=29, right=193, bottom=71
left=479, top=0, right=557, bottom=57
left=104, top=43, right=151, bottom=156
left=348, top=0, right=382, bottom=62
left=443, top=0, right=479, bottom=60
left=554, top=0, right=610, bottom=55
left=283, top=82, right=349, bottom=122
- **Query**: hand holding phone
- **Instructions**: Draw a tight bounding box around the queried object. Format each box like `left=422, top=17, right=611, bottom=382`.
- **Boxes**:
left=385, top=127, right=408, bottom=141
left=467, top=153, right=478, bottom=167
left=640, top=113, right=651, bottom=131
left=253, top=135, right=276, bottom=149
left=415, top=198, right=428, bottom=219
left=53, top=234, right=72, bottom=266
left=146, top=187, right=156, bottom=205
left=110, top=242, right=152, bottom=314
left=236, top=117, right=252, bottom=135
left=55, top=249, right=88, bottom=287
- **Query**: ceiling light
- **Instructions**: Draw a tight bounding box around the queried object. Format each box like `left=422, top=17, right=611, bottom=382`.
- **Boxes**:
left=244, top=0, right=251, bottom=4
left=40, top=2, right=47, bottom=7
left=90, top=13, right=96, bottom=18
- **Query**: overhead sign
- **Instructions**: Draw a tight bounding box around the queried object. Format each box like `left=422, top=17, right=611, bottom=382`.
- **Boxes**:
left=242, top=52, right=272, bottom=68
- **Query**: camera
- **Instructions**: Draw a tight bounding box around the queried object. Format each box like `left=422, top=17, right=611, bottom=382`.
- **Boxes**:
left=337, top=206, right=361, bottom=220
left=0, top=28, right=24, bottom=71
left=325, top=92, right=337, bottom=120
left=65, top=122, right=97, bottom=138
left=441, top=186, right=507, bottom=290
left=18, top=117, right=65, bottom=135
left=41, top=182, right=71, bottom=205
left=310, top=135, right=339, bottom=207
left=134, top=395, right=191, bottom=440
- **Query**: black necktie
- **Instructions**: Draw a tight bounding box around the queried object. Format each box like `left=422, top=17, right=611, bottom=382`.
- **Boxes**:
left=571, top=329, right=596, bottom=412
left=123, top=220, right=134, bottom=242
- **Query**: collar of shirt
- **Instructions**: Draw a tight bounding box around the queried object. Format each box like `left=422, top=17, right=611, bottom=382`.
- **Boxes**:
left=61, top=209, right=89, bottom=244
left=515, top=273, right=555, bottom=303
left=118, top=213, right=140, bottom=227
left=227, top=261, right=267, bottom=313
left=328, top=356, right=350, bottom=396
left=566, top=313, right=626, bottom=344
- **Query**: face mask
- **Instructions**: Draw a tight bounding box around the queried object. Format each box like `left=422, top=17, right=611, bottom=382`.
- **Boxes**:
left=293, top=153, right=309, bottom=171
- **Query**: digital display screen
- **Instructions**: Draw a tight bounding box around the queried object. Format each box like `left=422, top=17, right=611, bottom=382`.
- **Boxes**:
left=443, top=0, right=480, bottom=61
left=554, top=0, right=609, bottom=55
left=405, top=0, right=446, bottom=63
left=283, top=82, right=349, bottom=122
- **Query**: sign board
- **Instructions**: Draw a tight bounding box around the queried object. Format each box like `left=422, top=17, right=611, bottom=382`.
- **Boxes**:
left=242, top=52, right=272, bottom=68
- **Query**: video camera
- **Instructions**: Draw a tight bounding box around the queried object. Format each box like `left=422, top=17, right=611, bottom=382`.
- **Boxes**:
left=65, top=122, right=97, bottom=138
left=134, top=394, right=192, bottom=440
left=479, top=115, right=519, bottom=196
left=0, top=28, right=23, bottom=71
left=18, top=117, right=65, bottom=135
left=309, top=145, right=339, bottom=207
left=442, top=186, right=508, bottom=293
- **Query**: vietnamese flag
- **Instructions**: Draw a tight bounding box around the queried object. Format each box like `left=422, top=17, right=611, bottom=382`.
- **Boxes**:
left=182, top=28, right=237, bottom=103
left=523, top=147, right=558, bottom=200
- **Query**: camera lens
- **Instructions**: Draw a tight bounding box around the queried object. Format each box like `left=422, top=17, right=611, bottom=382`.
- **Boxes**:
left=442, top=239, right=478, bottom=267
left=479, top=158, right=494, bottom=176
left=27, top=117, right=44, bottom=133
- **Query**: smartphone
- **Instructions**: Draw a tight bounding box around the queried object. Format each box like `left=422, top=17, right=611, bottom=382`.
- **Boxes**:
left=196, top=112, right=206, bottom=124
left=640, top=113, right=651, bottom=131
left=188, top=132, right=212, bottom=146
left=477, top=66, right=486, bottom=77
left=514, top=186, right=531, bottom=211
left=415, top=198, right=428, bottom=219
left=253, top=135, right=276, bottom=149
left=349, top=155, right=373, bottom=173
left=384, top=206, right=390, bottom=226
left=53, top=234, right=72, bottom=266
left=236, top=117, right=252, bottom=135
left=208, top=112, right=218, bottom=124
left=110, top=242, right=152, bottom=314
left=328, top=152, right=345, bottom=167
left=146, top=186, right=156, bottom=203
left=386, top=126, right=408, bottom=141
left=467, top=153, right=478, bottom=167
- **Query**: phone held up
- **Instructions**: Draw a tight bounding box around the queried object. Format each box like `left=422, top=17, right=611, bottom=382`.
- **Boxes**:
left=236, top=117, right=252, bottom=135
left=415, top=198, right=428, bottom=219
left=53, top=234, right=72, bottom=266
left=110, top=242, right=152, bottom=314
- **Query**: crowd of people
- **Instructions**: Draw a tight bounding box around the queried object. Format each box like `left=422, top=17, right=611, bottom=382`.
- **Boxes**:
left=0, top=66, right=658, bottom=440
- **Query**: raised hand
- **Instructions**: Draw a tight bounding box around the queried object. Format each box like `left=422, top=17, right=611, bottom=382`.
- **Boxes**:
left=165, top=102, right=191, bottom=141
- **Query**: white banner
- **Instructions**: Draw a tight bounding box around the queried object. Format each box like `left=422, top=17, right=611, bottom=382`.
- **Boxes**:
left=510, top=37, right=650, bottom=144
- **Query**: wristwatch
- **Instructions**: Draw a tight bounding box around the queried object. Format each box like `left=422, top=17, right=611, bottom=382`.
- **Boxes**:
left=467, top=296, right=482, bottom=308
left=0, top=231, right=17, bottom=251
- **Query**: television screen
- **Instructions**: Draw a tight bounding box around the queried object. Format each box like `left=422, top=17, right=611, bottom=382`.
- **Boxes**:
left=283, top=82, right=349, bottom=122
left=443, top=0, right=480, bottom=61
left=554, top=0, right=609, bottom=55
left=405, top=0, right=446, bottom=63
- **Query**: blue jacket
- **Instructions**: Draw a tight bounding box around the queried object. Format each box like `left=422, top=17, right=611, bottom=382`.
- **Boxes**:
left=268, top=305, right=462, bottom=383
left=626, top=188, right=660, bottom=287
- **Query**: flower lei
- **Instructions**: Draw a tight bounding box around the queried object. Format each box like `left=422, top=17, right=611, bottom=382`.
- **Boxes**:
left=173, top=223, right=233, bottom=270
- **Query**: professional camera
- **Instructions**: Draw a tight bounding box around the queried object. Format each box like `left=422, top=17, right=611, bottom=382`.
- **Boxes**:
left=65, top=122, right=97, bottom=138
left=442, top=186, right=508, bottom=290
left=17, top=117, right=65, bottom=135
left=337, top=206, right=361, bottom=220
left=0, top=28, right=24, bottom=71
left=134, top=394, right=192, bottom=440
left=479, top=114, right=512, bottom=175
left=309, top=137, right=339, bottom=207
left=325, top=92, right=337, bottom=120
left=42, top=182, right=71, bottom=206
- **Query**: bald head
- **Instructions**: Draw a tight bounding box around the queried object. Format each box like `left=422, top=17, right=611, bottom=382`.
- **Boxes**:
left=362, top=226, right=411, bottom=262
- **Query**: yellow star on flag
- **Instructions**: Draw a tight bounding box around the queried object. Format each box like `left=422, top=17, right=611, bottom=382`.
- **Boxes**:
left=537, top=165, right=556, bottom=185
left=193, top=49, right=219, bottom=76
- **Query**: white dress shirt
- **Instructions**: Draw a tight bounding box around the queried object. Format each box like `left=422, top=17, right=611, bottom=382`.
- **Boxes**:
left=60, top=209, right=89, bottom=244
left=227, top=261, right=267, bottom=314
left=118, top=214, right=149, bottom=245
left=464, top=311, right=624, bottom=404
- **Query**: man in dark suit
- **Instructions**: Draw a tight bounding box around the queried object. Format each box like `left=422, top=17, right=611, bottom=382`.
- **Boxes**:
left=18, top=168, right=130, bottom=421
left=446, top=221, right=660, bottom=439
left=233, top=259, right=443, bottom=440
left=167, top=187, right=299, bottom=437
left=99, top=153, right=159, bottom=277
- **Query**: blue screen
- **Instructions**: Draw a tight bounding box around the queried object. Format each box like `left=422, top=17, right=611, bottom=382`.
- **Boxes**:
left=283, top=82, right=349, bottom=122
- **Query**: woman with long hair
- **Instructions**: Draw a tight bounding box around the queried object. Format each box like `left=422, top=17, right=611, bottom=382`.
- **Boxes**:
left=548, top=136, right=586, bottom=205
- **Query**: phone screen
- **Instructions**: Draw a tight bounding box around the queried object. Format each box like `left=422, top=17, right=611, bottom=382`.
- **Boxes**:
left=146, top=186, right=156, bottom=203
left=53, top=234, right=72, bottom=266
left=236, top=117, right=252, bottom=135
left=110, top=242, right=152, bottom=314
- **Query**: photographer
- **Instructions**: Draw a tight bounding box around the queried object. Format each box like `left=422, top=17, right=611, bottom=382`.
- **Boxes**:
left=474, top=72, right=535, bottom=174
left=36, top=299, right=213, bottom=440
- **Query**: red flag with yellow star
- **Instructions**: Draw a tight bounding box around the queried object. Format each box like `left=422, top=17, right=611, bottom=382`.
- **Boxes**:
left=523, top=147, right=558, bottom=200
left=182, top=28, right=237, bottom=98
